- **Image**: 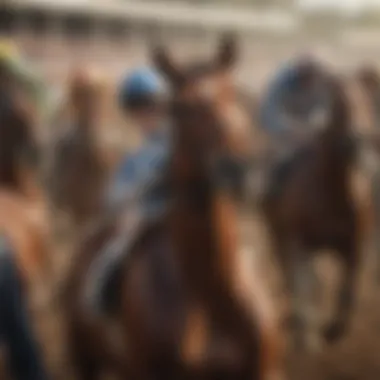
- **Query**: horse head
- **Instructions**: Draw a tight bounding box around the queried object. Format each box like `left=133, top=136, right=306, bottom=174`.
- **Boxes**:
left=152, top=34, right=246, bottom=200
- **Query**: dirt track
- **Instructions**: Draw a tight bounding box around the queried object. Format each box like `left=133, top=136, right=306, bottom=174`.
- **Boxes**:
left=21, top=209, right=380, bottom=380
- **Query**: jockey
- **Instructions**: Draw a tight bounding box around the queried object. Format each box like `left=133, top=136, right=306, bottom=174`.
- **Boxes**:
left=84, top=67, right=170, bottom=315
left=105, top=67, right=169, bottom=215
left=259, top=54, right=328, bottom=159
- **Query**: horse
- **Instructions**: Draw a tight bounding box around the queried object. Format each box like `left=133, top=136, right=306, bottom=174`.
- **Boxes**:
left=45, top=66, right=109, bottom=238
left=185, top=38, right=254, bottom=204
left=261, top=72, right=370, bottom=351
left=0, top=61, right=51, bottom=296
left=64, top=35, right=284, bottom=380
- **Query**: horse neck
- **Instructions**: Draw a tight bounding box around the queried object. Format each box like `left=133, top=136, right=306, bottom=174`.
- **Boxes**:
left=317, top=93, right=354, bottom=197
left=170, top=135, right=240, bottom=303
left=215, top=93, right=251, bottom=158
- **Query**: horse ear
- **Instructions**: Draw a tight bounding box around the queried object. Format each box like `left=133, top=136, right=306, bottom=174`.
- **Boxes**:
left=151, top=44, right=182, bottom=85
left=217, top=33, right=238, bottom=70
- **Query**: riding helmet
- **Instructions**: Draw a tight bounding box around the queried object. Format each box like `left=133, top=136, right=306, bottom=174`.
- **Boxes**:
left=118, top=67, right=167, bottom=110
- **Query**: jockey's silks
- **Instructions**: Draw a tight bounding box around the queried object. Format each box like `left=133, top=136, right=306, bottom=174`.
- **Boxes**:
left=105, top=125, right=170, bottom=219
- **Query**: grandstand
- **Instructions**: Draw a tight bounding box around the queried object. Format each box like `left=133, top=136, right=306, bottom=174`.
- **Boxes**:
left=1, top=0, right=298, bottom=37
left=0, top=0, right=302, bottom=90
left=2, top=0, right=380, bottom=91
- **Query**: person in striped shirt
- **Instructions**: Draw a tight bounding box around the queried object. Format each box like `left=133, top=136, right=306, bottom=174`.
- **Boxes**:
left=105, top=67, right=169, bottom=214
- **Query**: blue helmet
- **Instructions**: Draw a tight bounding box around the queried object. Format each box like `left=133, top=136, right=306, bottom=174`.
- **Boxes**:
left=118, top=67, right=166, bottom=109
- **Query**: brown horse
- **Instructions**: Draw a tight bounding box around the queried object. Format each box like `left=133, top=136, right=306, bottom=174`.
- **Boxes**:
left=46, top=66, right=109, bottom=236
left=212, top=65, right=254, bottom=202
left=64, top=35, right=283, bottom=380
left=261, top=73, right=369, bottom=350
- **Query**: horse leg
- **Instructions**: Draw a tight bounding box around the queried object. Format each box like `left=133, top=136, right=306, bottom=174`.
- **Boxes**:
left=191, top=276, right=262, bottom=379
left=282, top=241, right=319, bottom=351
left=323, top=243, right=358, bottom=343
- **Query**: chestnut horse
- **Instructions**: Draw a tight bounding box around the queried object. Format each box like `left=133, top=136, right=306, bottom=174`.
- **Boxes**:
left=261, top=73, right=369, bottom=350
left=64, top=35, right=283, bottom=380
left=208, top=38, right=254, bottom=202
